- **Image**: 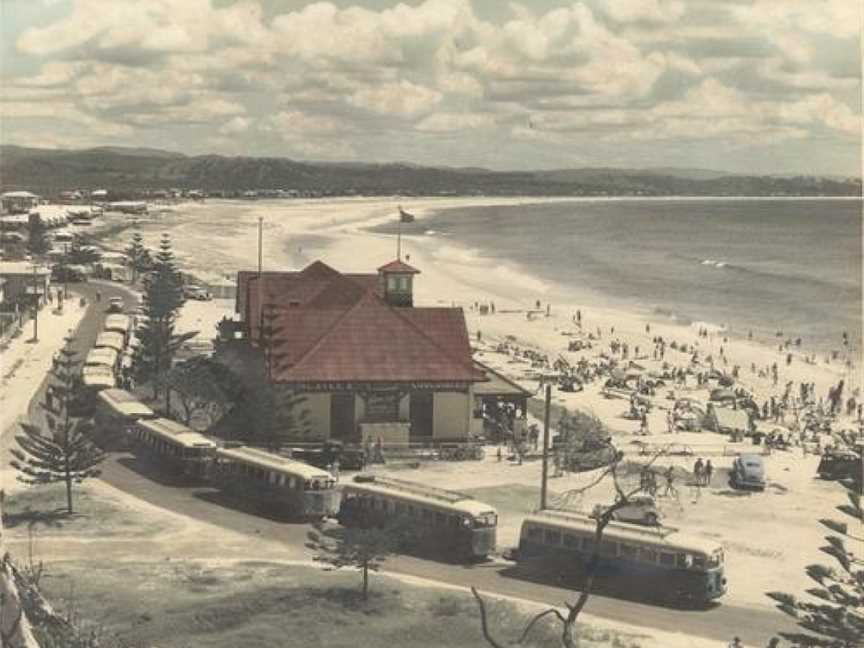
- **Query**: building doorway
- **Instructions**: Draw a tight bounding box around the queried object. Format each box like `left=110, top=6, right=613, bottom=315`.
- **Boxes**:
left=410, top=391, right=434, bottom=439
left=330, top=393, right=355, bottom=440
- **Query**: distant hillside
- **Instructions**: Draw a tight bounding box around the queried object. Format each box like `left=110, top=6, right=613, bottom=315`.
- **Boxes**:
left=0, top=145, right=859, bottom=197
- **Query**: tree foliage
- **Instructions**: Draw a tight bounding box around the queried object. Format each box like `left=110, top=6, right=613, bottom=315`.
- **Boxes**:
left=132, top=233, right=196, bottom=399
left=26, top=214, right=50, bottom=257
left=123, top=229, right=151, bottom=283
left=307, top=522, right=401, bottom=601
left=247, top=384, right=310, bottom=451
left=767, top=434, right=863, bottom=647
left=9, top=342, right=106, bottom=514
left=165, top=356, right=244, bottom=427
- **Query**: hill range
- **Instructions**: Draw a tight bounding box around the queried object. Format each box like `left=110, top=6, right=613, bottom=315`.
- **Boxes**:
left=1, top=145, right=860, bottom=197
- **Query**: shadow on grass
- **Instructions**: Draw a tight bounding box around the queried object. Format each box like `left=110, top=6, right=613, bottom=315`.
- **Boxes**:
left=2, top=507, right=75, bottom=530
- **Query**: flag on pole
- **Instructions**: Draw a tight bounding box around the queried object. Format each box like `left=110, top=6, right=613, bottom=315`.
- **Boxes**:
left=398, top=206, right=415, bottom=223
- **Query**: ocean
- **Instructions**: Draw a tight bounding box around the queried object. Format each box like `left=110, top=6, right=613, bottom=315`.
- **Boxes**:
left=378, top=198, right=862, bottom=352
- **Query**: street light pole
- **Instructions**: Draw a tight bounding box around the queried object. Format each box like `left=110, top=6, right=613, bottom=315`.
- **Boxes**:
left=540, top=384, right=551, bottom=511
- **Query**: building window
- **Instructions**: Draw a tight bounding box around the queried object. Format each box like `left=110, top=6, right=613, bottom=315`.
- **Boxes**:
left=387, top=276, right=398, bottom=291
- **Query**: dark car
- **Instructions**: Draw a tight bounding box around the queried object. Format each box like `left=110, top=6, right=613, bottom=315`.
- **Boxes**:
left=291, top=441, right=366, bottom=471
left=730, top=454, right=766, bottom=491
left=817, top=450, right=862, bottom=484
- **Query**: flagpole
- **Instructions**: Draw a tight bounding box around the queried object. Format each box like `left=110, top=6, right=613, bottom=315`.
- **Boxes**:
left=397, top=215, right=402, bottom=261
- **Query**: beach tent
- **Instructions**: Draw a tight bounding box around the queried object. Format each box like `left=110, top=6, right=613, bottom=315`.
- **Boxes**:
left=707, top=404, right=751, bottom=435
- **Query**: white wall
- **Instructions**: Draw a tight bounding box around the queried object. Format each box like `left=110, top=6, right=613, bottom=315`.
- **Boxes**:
left=433, top=391, right=470, bottom=440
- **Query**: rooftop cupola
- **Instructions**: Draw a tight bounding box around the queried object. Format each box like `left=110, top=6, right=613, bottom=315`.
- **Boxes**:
left=378, top=259, right=420, bottom=307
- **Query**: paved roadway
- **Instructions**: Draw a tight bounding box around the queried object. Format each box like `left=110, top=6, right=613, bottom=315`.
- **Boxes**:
left=70, top=281, right=793, bottom=645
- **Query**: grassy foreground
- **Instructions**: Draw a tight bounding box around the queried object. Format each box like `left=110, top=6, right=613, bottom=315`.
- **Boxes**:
left=1, top=483, right=175, bottom=538
left=41, top=561, right=648, bottom=648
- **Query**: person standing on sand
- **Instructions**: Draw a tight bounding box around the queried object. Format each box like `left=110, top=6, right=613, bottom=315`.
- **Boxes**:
left=704, top=460, right=713, bottom=486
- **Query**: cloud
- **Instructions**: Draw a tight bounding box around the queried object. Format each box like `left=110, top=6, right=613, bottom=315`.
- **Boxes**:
left=349, top=81, right=442, bottom=117
left=2, top=0, right=860, bottom=173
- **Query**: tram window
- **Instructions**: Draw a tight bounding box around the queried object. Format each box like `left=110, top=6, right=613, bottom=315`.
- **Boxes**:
left=639, top=548, right=657, bottom=563
left=395, top=503, right=404, bottom=514
left=527, top=526, right=543, bottom=541
left=544, top=530, right=561, bottom=546
left=660, top=553, right=676, bottom=567
left=677, top=554, right=693, bottom=568
left=435, top=512, right=446, bottom=525
left=582, top=538, right=595, bottom=552
left=619, top=544, right=637, bottom=559
left=563, top=534, right=579, bottom=549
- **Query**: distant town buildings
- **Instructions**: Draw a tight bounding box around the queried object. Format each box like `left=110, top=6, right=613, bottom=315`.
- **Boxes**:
left=1, top=191, right=40, bottom=215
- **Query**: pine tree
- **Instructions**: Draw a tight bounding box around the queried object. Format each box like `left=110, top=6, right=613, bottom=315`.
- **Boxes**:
left=132, top=233, right=196, bottom=400
left=26, top=214, right=50, bottom=257
left=9, top=342, right=106, bottom=514
left=767, top=435, right=863, bottom=647
left=123, top=228, right=151, bottom=283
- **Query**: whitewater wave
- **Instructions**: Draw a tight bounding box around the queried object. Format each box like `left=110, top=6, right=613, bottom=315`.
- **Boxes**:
left=700, top=258, right=728, bottom=269
left=430, top=243, right=550, bottom=294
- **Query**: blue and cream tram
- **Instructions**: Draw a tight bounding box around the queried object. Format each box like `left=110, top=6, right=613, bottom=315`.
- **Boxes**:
left=214, top=446, right=340, bottom=519
left=339, top=475, right=498, bottom=561
left=132, top=417, right=216, bottom=479
left=517, top=510, right=726, bottom=606
left=93, top=388, right=156, bottom=450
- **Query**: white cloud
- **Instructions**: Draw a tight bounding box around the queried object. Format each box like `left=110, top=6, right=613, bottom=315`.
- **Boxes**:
left=415, top=112, right=496, bottom=131
left=603, top=0, right=685, bottom=24
left=349, top=81, right=442, bottom=117
left=219, top=116, right=252, bottom=135
left=265, top=111, right=346, bottom=134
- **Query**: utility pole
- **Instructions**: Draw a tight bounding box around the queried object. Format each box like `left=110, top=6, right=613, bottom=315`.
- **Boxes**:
left=257, top=216, right=264, bottom=344
left=63, top=242, right=69, bottom=298
left=30, top=262, right=40, bottom=342
left=540, top=384, right=551, bottom=510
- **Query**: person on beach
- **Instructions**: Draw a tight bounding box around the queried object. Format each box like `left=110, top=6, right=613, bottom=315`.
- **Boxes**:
left=693, top=458, right=704, bottom=485
left=704, top=460, right=713, bottom=486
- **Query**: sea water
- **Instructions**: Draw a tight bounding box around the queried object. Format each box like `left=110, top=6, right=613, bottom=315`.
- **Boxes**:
left=381, top=198, right=862, bottom=352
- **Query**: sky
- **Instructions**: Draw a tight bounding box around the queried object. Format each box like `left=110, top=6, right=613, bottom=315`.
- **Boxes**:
left=1, top=0, right=861, bottom=175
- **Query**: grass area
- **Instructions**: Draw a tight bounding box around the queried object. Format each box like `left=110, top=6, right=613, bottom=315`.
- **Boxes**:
left=40, top=561, right=647, bottom=648
left=1, top=482, right=174, bottom=538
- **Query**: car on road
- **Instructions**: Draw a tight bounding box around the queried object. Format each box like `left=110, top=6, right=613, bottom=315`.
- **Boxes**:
left=591, top=495, right=662, bottom=526
left=183, top=285, right=212, bottom=300
left=106, top=296, right=125, bottom=313
left=730, top=454, right=766, bottom=490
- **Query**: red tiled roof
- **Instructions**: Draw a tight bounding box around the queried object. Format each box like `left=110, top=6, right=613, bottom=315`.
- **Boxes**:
left=273, top=293, right=484, bottom=383
left=236, top=260, right=483, bottom=385
left=377, top=259, right=420, bottom=274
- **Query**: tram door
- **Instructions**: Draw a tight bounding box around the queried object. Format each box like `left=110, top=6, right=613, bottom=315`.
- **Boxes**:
left=410, top=391, right=434, bottom=439
left=330, top=393, right=356, bottom=441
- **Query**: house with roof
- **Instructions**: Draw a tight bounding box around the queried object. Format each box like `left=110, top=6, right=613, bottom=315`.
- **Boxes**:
left=1, top=191, right=40, bottom=215
left=0, top=262, right=50, bottom=309
left=219, top=259, right=500, bottom=446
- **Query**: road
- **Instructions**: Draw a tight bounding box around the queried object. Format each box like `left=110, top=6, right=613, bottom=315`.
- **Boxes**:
left=62, top=280, right=796, bottom=645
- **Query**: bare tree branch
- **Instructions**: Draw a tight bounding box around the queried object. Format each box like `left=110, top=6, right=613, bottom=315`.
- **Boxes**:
left=471, top=587, right=507, bottom=648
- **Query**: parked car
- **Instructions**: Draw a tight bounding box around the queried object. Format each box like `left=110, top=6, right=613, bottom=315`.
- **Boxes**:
left=106, top=296, right=125, bottom=313
left=730, top=454, right=766, bottom=490
left=183, top=285, right=212, bottom=300
left=591, top=495, right=662, bottom=526
left=817, top=448, right=862, bottom=485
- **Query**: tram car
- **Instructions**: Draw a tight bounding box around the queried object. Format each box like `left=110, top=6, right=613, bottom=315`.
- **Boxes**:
left=339, top=475, right=498, bottom=561
left=94, top=331, right=126, bottom=354
left=93, top=388, right=156, bottom=450
left=516, top=510, right=726, bottom=607
left=214, top=446, right=340, bottom=519
left=132, top=417, right=216, bottom=479
left=103, top=314, right=132, bottom=344
left=85, top=347, right=120, bottom=372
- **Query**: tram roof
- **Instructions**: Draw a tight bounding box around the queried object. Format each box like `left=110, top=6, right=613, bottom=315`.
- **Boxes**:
left=104, top=314, right=131, bottom=331
left=137, top=417, right=216, bottom=449
left=95, top=331, right=125, bottom=351
left=97, top=389, right=155, bottom=418
left=216, top=446, right=333, bottom=480
left=85, top=347, right=118, bottom=366
left=343, top=475, right=496, bottom=517
left=523, top=510, right=721, bottom=556
left=82, top=365, right=115, bottom=387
